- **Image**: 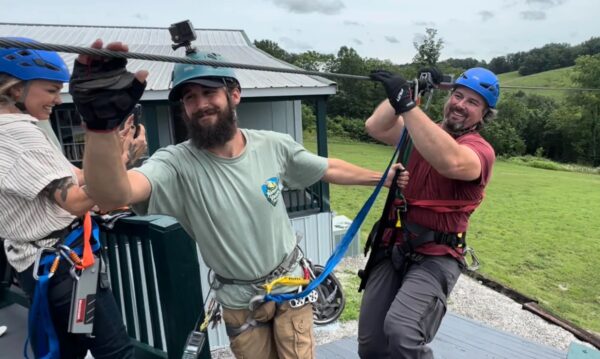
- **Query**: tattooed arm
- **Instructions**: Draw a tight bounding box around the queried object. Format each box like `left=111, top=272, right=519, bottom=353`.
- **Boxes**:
left=70, top=119, right=147, bottom=187
left=44, top=177, right=96, bottom=217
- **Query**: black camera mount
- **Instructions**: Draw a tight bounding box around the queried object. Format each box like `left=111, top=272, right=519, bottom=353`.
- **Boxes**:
left=169, top=20, right=197, bottom=55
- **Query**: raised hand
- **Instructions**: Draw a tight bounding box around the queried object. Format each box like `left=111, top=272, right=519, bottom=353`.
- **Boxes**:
left=69, top=40, right=148, bottom=132
left=370, top=70, right=417, bottom=115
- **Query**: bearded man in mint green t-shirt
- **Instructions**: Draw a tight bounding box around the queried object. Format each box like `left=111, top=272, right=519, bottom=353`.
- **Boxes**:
left=77, top=43, right=406, bottom=359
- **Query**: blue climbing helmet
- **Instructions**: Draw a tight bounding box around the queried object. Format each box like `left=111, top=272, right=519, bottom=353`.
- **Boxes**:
left=0, top=37, right=70, bottom=83
left=169, top=51, right=239, bottom=101
left=454, top=67, right=500, bottom=108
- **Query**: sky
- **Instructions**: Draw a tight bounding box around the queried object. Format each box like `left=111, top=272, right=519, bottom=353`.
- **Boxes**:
left=2, top=0, right=599, bottom=64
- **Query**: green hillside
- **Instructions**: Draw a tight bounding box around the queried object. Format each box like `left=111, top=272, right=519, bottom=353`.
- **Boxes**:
left=498, top=67, right=575, bottom=101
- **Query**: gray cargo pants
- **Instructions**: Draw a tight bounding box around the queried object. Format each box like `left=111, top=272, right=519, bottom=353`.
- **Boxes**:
left=358, top=255, right=461, bottom=359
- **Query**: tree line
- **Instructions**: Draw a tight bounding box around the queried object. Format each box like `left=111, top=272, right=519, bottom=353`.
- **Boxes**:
left=255, top=29, right=600, bottom=166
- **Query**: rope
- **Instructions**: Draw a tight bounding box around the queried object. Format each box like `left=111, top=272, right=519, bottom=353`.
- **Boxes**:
left=0, top=39, right=369, bottom=81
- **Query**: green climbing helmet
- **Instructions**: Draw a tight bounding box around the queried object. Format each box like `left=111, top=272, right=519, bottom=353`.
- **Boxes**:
left=169, top=51, right=240, bottom=101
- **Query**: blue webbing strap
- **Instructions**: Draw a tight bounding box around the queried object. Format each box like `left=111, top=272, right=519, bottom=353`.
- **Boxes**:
left=265, top=130, right=408, bottom=304
left=24, top=220, right=100, bottom=359
left=25, top=269, right=58, bottom=359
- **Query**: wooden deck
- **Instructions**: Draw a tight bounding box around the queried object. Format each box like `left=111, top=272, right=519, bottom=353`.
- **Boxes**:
left=3, top=303, right=595, bottom=359
left=315, top=312, right=567, bottom=359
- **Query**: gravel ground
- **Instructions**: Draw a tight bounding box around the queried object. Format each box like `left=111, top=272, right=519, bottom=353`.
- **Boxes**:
left=211, top=256, right=589, bottom=358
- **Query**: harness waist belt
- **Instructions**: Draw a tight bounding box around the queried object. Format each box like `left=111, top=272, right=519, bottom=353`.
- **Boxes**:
left=32, top=219, right=84, bottom=249
left=214, top=245, right=302, bottom=286
left=402, top=222, right=466, bottom=249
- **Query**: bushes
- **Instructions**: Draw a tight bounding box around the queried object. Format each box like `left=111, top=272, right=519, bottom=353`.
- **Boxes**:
left=302, top=104, right=377, bottom=142
left=502, top=155, right=600, bottom=174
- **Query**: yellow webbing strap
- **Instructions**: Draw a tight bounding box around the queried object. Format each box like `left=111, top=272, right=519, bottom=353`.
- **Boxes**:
left=262, top=276, right=309, bottom=294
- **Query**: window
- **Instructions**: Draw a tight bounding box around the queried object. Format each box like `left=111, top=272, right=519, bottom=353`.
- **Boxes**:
left=52, top=108, right=85, bottom=165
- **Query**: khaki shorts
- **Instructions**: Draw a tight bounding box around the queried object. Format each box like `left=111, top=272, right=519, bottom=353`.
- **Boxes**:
left=222, top=301, right=315, bottom=359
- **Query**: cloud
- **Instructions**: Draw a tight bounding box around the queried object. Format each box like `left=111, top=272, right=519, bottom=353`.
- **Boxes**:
left=279, top=36, right=313, bottom=51
left=272, top=0, right=345, bottom=15
left=343, top=20, right=362, bottom=26
left=413, top=21, right=435, bottom=27
left=385, top=36, right=399, bottom=44
left=520, top=10, right=546, bottom=20
left=133, top=13, right=148, bottom=20
left=478, top=11, right=494, bottom=21
left=526, top=0, right=567, bottom=7
left=352, top=38, right=363, bottom=45
left=501, top=0, right=519, bottom=8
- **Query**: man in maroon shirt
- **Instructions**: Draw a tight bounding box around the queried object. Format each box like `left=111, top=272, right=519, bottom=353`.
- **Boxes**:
left=358, top=68, right=499, bottom=359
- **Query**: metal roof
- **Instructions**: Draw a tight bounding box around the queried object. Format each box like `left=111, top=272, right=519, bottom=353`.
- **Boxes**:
left=0, top=23, right=337, bottom=101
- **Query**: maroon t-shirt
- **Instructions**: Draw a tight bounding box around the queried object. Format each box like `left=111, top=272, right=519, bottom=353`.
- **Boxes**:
left=384, top=131, right=495, bottom=259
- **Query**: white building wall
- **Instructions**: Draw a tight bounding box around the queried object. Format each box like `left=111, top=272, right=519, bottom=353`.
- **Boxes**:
left=237, top=100, right=302, bottom=142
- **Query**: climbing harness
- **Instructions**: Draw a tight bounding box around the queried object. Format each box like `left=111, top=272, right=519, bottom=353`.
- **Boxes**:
left=26, top=212, right=101, bottom=359
left=356, top=71, right=487, bottom=291
left=209, top=244, right=302, bottom=290
left=248, top=275, right=315, bottom=311
left=357, top=132, right=484, bottom=292
left=262, top=276, right=309, bottom=295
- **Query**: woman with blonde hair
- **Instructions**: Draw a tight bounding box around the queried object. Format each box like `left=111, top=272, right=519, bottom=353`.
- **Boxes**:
left=0, top=37, right=137, bottom=359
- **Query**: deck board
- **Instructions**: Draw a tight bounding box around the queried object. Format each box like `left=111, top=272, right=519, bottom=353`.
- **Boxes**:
left=1, top=304, right=571, bottom=359
left=316, top=313, right=567, bottom=359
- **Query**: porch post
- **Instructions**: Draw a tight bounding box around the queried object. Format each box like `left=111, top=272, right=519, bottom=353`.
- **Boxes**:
left=315, top=96, right=330, bottom=212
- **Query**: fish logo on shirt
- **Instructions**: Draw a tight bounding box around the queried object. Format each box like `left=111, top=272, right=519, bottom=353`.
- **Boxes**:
left=262, top=177, right=281, bottom=206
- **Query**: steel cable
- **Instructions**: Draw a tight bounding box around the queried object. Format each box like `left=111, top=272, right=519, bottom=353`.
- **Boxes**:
left=2, top=38, right=600, bottom=92
left=0, top=38, right=369, bottom=81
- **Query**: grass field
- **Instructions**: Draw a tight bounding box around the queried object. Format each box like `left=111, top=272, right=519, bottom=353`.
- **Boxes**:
left=497, top=67, right=575, bottom=101
left=305, top=138, right=600, bottom=333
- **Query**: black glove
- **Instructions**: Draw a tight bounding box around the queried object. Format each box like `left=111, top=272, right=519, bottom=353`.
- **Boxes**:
left=370, top=70, right=416, bottom=115
left=418, top=67, right=443, bottom=85
left=69, top=57, right=146, bottom=132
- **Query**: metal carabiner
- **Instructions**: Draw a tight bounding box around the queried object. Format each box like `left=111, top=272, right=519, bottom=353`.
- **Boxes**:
left=464, top=247, right=480, bottom=271
left=56, top=244, right=81, bottom=280
left=248, top=295, right=266, bottom=311
left=32, top=247, right=59, bottom=280
left=57, top=244, right=83, bottom=266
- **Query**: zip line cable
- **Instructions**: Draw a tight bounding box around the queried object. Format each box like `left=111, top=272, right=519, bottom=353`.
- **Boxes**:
left=3, top=39, right=600, bottom=93
left=0, top=38, right=369, bottom=81
left=502, top=85, right=600, bottom=92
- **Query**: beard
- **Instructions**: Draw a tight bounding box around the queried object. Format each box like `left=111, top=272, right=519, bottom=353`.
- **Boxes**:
left=185, top=99, right=237, bottom=149
left=441, top=102, right=477, bottom=136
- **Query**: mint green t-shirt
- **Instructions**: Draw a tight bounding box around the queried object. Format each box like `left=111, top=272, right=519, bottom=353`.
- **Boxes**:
left=132, top=129, right=328, bottom=308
